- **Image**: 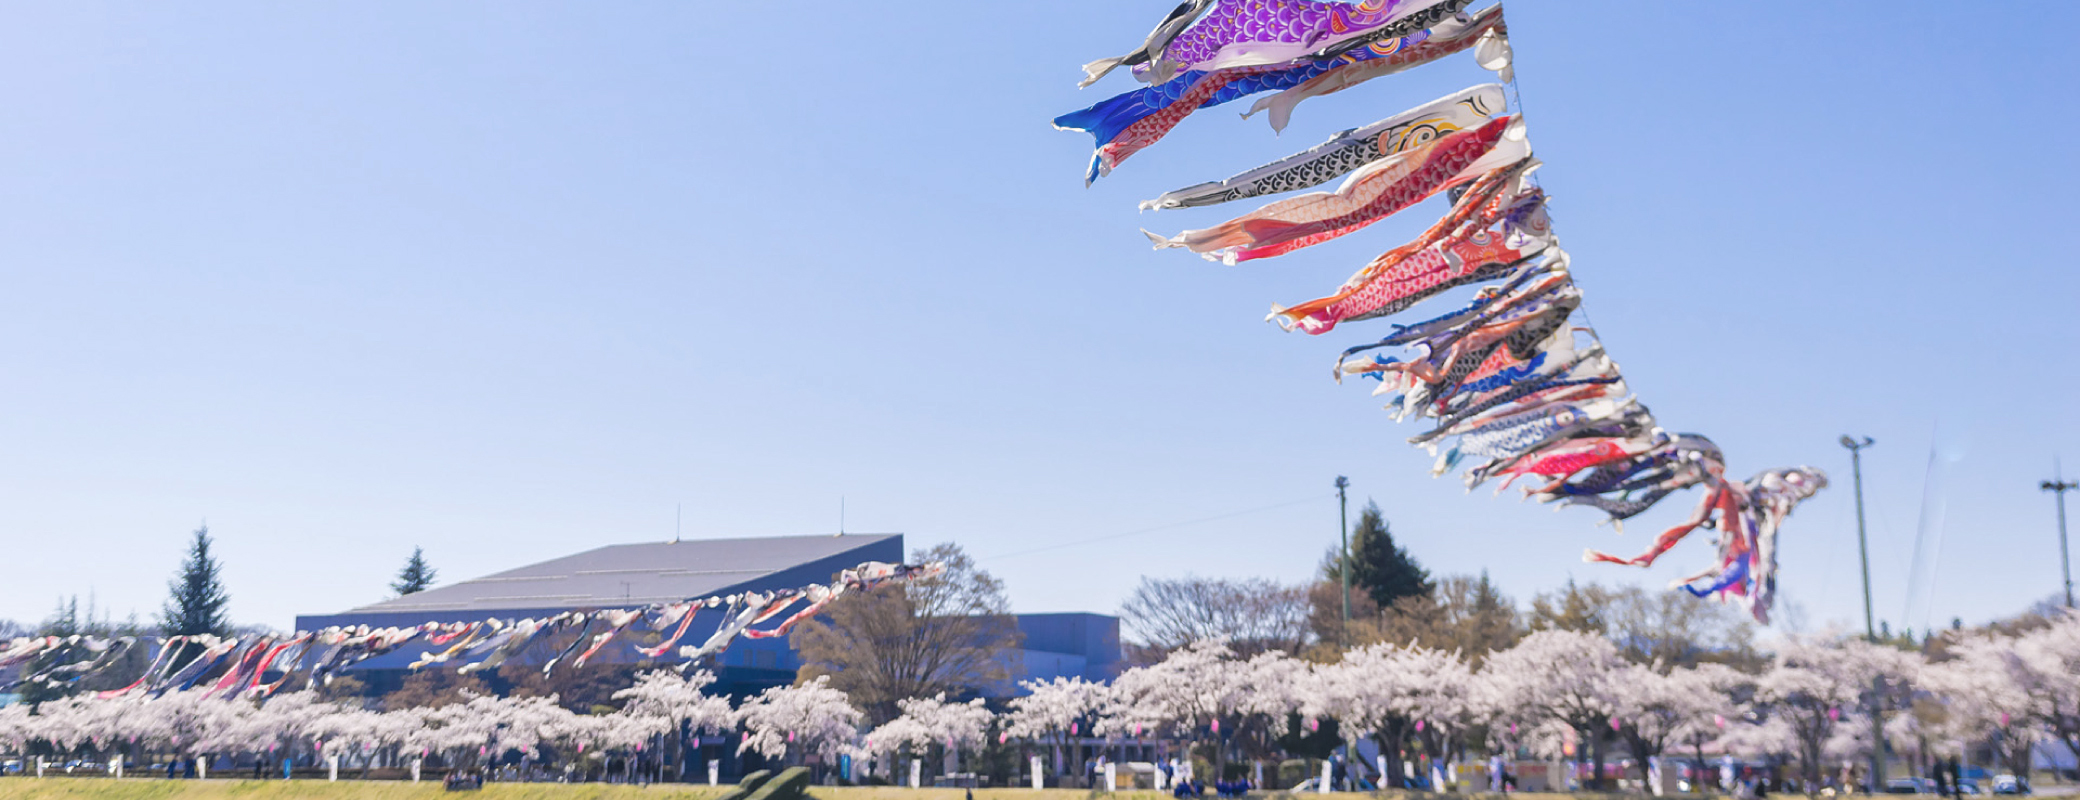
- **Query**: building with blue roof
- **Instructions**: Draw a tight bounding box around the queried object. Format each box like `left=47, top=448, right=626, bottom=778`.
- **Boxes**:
left=294, top=533, right=1122, bottom=698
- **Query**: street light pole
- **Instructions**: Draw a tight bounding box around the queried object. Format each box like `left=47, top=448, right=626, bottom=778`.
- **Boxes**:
left=1335, top=476, right=1350, bottom=643
left=1840, top=435, right=1883, bottom=791
left=2044, top=464, right=2078, bottom=609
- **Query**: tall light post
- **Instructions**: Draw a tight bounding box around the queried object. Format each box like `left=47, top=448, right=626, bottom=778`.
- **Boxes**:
left=1335, top=476, right=1351, bottom=642
left=1841, top=436, right=1878, bottom=636
left=2045, top=464, right=2078, bottom=609
left=1839, top=434, right=1883, bottom=790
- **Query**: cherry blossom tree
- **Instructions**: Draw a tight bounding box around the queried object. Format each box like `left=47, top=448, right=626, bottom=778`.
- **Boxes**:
left=418, top=693, right=506, bottom=767
left=1988, top=612, right=2080, bottom=766
left=1926, top=631, right=2043, bottom=779
left=1613, top=662, right=1744, bottom=794
left=1307, top=642, right=1419, bottom=787
left=1102, top=639, right=1242, bottom=777
left=1661, top=663, right=1746, bottom=790
left=865, top=694, right=992, bottom=779
left=1004, top=676, right=1108, bottom=782
left=736, top=675, right=863, bottom=768
left=1479, top=630, right=1627, bottom=789
left=1401, top=646, right=1475, bottom=790
left=309, top=703, right=395, bottom=778
left=127, top=691, right=244, bottom=766
left=233, top=691, right=332, bottom=766
left=1227, top=650, right=1310, bottom=773
left=0, top=701, right=32, bottom=756
left=1305, top=642, right=1472, bottom=790
left=612, top=669, right=734, bottom=779
left=1744, top=634, right=1918, bottom=787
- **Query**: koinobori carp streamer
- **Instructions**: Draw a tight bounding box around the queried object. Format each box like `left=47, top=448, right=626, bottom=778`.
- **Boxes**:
left=1059, top=1, right=1826, bottom=623
left=0, top=561, right=946, bottom=701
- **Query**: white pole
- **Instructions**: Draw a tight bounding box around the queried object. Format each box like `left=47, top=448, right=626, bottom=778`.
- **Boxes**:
left=1318, top=760, right=1332, bottom=794
left=1377, top=755, right=1388, bottom=790
left=710, top=759, right=720, bottom=786
left=1104, top=761, right=1117, bottom=793
left=114, top=754, right=123, bottom=779
left=1032, top=756, right=1045, bottom=790
left=328, top=754, right=339, bottom=782
left=198, top=756, right=207, bottom=780
left=1253, top=760, right=1263, bottom=790
left=35, top=757, right=43, bottom=778
left=412, top=758, right=422, bottom=783
left=910, top=758, right=921, bottom=789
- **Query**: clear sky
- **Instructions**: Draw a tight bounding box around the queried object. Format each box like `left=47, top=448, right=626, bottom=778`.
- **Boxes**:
left=3, top=2, right=2076, bottom=637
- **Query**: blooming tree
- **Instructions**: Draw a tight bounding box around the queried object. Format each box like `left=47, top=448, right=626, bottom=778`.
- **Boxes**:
left=1308, top=642, right=1419, bottom=786
left=1004, top=676, right=1107, bottom=780
left=1744, top=634, right=1918, bottom=787
left=1226, top=650, right=1309, bottom=773
left=1102, top=639, right=1238, bottom=738
left=1401, top=646, right=1475, bottom=789
left=1612, top=662, right=1745, bottom=793
left=1925, top=631, right=2043, bottom=779
left=1479, top=630, right=1627, bottom=788
left=864, top=694, right=992, bottom=777
left=613, top=669, right=734, bottom=737
left=1994, top=612, right=2080, bottom=765
left=1662, top=663, right=1746, bottom=788
left=736, top=676, right=862, bottom=765
left=1103, top=639, right=1247, bottom=780
left=612, top=669, right=734, bottom=777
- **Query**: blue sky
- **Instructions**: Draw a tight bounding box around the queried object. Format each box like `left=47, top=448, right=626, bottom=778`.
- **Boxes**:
left=2, top=2, right=2076, bottom=636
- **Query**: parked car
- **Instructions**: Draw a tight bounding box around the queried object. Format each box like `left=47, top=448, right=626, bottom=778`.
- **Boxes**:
left=1992, top=775, right=2029, bottom=795
left=1888, top=778, right=1937, bottom=794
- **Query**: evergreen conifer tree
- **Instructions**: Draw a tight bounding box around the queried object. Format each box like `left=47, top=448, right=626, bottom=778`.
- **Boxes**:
left=159, top=524, right=231, bottom=637
left=1347, top=500, right=1432, bottom=607
left=392, top=547, right=438, bottom=595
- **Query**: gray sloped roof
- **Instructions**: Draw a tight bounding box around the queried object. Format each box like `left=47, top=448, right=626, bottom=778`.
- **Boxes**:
left=346, top=534, right=901, bottom=614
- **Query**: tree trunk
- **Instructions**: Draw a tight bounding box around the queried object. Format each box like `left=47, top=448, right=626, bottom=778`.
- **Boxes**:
left=1627, top=734, right=1652, bottom=788
left=1378, top=725, right=1407, bottom=789
left=1589, top=725, right=1607, bottom=791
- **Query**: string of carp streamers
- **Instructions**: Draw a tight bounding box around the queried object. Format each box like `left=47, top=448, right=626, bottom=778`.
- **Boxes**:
left=1057, top=0, right=1826, bottom=624
left=0, top=561, right=943, bottom=700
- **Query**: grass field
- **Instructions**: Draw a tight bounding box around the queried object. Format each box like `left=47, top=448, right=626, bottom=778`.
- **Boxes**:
left=0, top=780, right=1620, bottom=800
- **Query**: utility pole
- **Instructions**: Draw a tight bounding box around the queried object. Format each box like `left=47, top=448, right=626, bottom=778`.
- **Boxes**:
left=2045, top=461, right=2078, bottom=609
left=1335, top=476, right=1351, bottom=643
left=1840, top=435, right=1883, bottom=791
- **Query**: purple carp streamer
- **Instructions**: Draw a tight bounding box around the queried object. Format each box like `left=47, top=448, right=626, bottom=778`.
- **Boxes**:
left=1079, top=0, right=1220, bottom=88
left=1061, top=3, right=1826, bottom=623
left=1052, top=5, right=1502, bottom=183
left=1057, top=33, right=1435, bottom=184
left=1118, top=0, right=1453, bottom=85
left=0, top=561, right=944, bottom=700
left=1249, top=3, right=1505, bottom=133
